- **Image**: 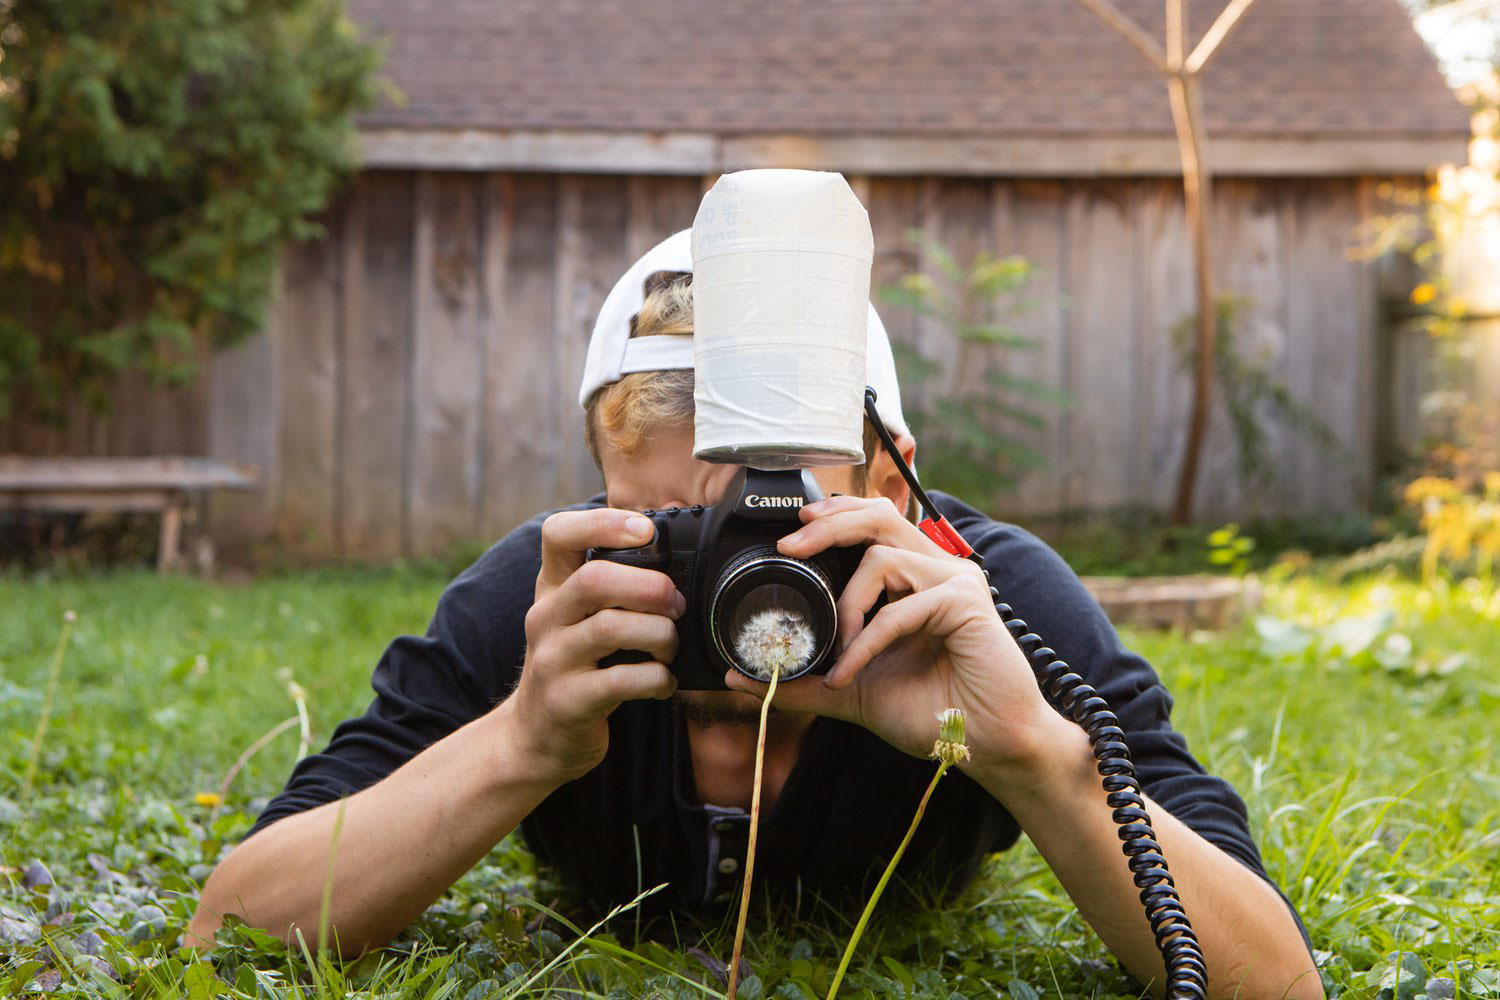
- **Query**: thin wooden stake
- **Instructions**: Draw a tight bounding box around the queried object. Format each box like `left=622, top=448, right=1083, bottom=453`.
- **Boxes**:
left=1187, top=0, right=1264, bottom=74
left=1071, top=0, right=1171, bottom=73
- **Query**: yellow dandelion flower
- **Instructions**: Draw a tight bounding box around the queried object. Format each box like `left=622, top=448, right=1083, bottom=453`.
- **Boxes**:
left=1410, top=283, right=1437, bottom=306
left=194, top=791, right=222, bottom=808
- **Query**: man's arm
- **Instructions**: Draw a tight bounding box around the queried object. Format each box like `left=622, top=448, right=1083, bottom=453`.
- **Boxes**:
left=187, top=698, right=558, bottom=952
left=738, top=494, right=1321, bottom=999
left=966, top=712, right=1321, bottom=999
left=188, top=508, right=683, bottom=955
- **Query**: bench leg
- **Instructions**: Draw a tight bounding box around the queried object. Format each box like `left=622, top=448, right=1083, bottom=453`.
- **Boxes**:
left=158, top=499, right=183, bottom=574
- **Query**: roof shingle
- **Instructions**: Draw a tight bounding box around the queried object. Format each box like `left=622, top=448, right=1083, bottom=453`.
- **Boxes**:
left=349, top=0, right=1468, bottom=138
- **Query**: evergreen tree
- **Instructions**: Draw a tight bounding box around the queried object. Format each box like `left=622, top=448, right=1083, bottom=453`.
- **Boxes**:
left=0, top=0, right=379, bottom=423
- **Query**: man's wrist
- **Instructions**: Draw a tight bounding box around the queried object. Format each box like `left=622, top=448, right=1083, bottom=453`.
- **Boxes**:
left=478, top=697, right=574, bottom=797
left=959, top=709, right=1097, bottom=817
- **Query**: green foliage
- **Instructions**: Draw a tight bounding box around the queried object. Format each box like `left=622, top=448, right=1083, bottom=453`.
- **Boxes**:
left=0, top=0, right=380, bottom=424
left=878, top=229, right=1070, bottom=514
left=1205, top=522, right=1255, bottom=577
left=1032, top=508, right=1384, bottom=578
left=1170, top=296, right=1347, bottom=497
left=3, top=568, right=1497, bottom=996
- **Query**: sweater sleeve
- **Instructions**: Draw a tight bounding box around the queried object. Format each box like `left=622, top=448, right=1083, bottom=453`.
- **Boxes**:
left=242, top=502, right=578, bottom=839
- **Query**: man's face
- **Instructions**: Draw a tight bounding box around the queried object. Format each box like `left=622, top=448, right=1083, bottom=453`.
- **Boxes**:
left=598, top=419, right=863, bottom=726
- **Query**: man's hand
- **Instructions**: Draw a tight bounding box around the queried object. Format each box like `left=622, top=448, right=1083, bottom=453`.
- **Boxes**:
left=727, top=495, right=1322, bottom=999
left=507, top=508, right=684, bottom=785
left=724, top=494, right=1071, bottom=778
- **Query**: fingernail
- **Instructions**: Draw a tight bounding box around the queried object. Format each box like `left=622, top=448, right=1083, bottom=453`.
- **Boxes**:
left=673, top=590, right=687, bottom=616
left=626, top=515, right=653, bottom=539
left=780, top=531, right=804, bottom=550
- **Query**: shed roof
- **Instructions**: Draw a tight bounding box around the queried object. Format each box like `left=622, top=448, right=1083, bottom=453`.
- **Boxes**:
left=351, top=0, right=1470, bottom=176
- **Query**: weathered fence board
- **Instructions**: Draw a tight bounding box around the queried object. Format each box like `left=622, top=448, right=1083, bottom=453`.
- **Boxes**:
left=994, top=180, right=1068, bottom=515
left=489, top=174, right=564, bottom=532
left=340, top=172, right=414, bottom=560
left=409, top=173, right=486, bottom=553
left=5, top=170, right=1439, bottom=559
left=553, top=176, right=626, bottom=505
left=276, top=231, right=340, bottom=554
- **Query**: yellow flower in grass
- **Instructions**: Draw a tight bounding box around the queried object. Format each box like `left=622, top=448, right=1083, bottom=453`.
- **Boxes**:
left=1411, top=283, right=1437, bottom=306
left=194, top=792, right=222, bottom=808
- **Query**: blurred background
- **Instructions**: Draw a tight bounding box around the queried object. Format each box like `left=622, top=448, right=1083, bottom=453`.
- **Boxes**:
left=2, top=0, right=1496, bottom=576
left=3, top=3, right=1499, bottom=996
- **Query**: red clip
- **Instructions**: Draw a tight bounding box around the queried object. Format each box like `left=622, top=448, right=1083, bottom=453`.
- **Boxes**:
left=919, top=515, right=973, bottom=558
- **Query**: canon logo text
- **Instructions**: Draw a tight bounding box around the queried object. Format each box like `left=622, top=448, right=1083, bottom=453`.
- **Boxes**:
left=744, top=494, right=803, bottom=509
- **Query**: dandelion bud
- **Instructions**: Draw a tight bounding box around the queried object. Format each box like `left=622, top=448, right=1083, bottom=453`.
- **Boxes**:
left=931, top=708, right=971, bottom=767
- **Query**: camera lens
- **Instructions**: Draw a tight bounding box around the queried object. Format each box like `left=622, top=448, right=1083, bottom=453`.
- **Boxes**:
left=709, top=547, right=837, bottom=681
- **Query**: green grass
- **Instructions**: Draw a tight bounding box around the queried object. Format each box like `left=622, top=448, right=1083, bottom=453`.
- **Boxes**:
left=2, top=564, right=1497, bottom=998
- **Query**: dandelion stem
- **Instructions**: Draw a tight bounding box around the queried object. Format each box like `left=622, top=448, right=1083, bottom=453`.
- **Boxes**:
left=316, top=796, right=349, bottom=956
left=289, top=680, right=311, bottom=760
left=21, top=611, right=77, bottom=801
left=726, top=664, right=780, bottom=1000
left=825, top=760, right=950, bottom=1000
left=211, top=714, right=301, bottom=821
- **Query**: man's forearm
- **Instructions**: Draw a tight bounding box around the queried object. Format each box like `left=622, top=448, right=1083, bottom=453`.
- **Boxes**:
left=966, top=718, right=1322, bottom=1000
left=187, top=698, right=557, bottom=956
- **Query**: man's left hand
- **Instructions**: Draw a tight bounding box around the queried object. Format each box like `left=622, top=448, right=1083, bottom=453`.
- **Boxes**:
left=723, top=495, right=1071, bottom=777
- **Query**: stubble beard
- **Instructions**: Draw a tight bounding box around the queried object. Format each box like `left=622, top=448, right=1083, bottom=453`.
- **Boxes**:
left=672, top=689, right=772, bottom=728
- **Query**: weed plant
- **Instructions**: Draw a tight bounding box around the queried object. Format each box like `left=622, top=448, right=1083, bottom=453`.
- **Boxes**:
left=1, top=565, right=1496, bottom=997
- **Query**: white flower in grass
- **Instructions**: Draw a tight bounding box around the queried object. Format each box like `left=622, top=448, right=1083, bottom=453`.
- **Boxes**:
left=733, top=609, right=816, bottom=680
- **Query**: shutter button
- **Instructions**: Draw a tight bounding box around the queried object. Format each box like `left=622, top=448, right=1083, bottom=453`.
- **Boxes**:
left=717, top=857, right=739, bottom=875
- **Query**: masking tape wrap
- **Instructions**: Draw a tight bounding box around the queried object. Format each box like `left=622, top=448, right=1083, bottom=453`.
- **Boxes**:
left=691, top=169, right=873, bottom=469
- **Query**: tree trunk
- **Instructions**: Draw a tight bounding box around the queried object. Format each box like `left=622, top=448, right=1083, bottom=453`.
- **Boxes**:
left=1167, top=68, right=1217, bottom=525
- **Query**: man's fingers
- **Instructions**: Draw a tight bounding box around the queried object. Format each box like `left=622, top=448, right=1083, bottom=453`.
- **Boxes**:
left=572, top=661, right=678, bottom=715
left=835, top=545, right=962, bottom=646
left=826, top=586, right=956, bottom=690
left=548, top=559, right=684, bottom=627
left=561, top=608, right=679, bottom=665
left=539, top=508, right=656, bottom=589
left=778, top=497, right=945, bottom=560
left=723, top=669, right=857, bottom=723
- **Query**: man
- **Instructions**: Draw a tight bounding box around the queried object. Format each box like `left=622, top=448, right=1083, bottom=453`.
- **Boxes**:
left=190, top=230, right=1321, bottom=998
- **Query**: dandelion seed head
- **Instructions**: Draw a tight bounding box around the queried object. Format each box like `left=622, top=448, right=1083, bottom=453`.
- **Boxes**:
left=63, top=610, right=77, bottom=624
left=733, top=609, right=816, bottom=680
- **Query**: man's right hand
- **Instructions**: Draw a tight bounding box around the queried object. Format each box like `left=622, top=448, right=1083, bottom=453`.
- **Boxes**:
left=505, top=508, right=683, bottom=785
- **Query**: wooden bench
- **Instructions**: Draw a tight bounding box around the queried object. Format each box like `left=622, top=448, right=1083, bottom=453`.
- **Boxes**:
left=0, top=456, right=255, bottom=572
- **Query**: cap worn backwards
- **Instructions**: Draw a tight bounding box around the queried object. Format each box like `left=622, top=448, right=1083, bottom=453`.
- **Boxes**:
left=578, top=229, right=909, bottom=438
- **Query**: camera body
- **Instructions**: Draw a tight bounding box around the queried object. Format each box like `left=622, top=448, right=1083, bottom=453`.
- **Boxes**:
left=587, top=467, right=864, bottom=690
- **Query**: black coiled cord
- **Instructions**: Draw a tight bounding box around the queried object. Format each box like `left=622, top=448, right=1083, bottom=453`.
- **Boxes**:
left=861, top=387, right=1208, bottom=998
left=988, top=581, right=1208, bottom=999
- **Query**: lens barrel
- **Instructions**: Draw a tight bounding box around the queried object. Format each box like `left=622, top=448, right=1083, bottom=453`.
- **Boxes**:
left=708, top=546, right=838, bottom=680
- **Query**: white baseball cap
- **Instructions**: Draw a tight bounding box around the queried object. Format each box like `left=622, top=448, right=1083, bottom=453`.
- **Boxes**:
left=578, top=229, right=909, bottom=437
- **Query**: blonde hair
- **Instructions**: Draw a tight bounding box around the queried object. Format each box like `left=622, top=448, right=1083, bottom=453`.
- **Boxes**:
left=584, top=270, right=880, bottom=495
left=584, top=271, right=695, bottom=461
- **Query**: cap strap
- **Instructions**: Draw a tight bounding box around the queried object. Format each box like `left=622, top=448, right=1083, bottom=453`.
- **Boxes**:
left=619, top=335, right=695, bottom=375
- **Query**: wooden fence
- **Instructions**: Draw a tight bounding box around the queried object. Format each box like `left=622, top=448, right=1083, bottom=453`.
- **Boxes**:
left=4, top=170, right=1433, bottom=560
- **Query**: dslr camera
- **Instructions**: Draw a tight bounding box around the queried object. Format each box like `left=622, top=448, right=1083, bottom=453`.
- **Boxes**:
left=587, top=467, right=864, bottom=690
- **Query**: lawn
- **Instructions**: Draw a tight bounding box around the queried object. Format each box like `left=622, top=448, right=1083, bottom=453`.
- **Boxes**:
left=2, top=561, right=1496, bottom=998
